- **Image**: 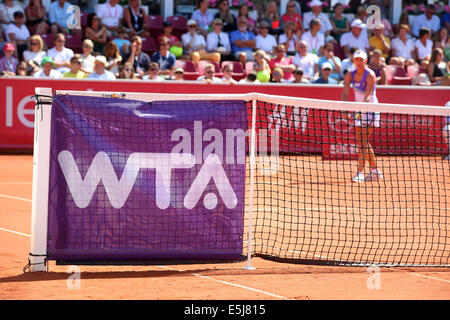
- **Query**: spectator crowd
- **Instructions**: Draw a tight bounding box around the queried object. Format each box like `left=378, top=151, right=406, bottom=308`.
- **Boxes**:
left=0, top=0, right=449, bottom=86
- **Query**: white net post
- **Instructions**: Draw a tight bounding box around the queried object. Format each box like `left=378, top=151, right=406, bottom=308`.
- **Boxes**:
left=243, top=97, right=257, bottom=270
left=28, top=87, right=53, bottom=272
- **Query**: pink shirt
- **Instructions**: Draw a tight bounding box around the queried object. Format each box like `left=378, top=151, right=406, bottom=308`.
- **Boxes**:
left=269, top=56, right=294, bottom=80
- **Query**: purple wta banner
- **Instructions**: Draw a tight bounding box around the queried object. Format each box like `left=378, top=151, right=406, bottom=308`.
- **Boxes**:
left=47, top=95, right=247, bottom=262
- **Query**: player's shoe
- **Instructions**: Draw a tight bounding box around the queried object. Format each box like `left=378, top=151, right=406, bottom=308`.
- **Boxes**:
left=443, top=154, right=450, bottom=160
left=352, top=172, right=365, bottom=183
left=365, top=170, right=383, bottom=181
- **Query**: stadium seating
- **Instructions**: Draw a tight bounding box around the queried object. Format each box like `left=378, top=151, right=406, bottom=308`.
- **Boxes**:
left=166, top=16, right=187, bottom=38
left=65, top=34, right=83, bottom=53
left=147, top=15, right=164, bottom=38
left=176, top=59, right=199, bottom=80
left=40, top=33, right=54, bottom=50
left=221, top=61, right=246, bottom=81
left=385, top=65, right=412, bottom=85
left=141, top=36, right=158, bottom=55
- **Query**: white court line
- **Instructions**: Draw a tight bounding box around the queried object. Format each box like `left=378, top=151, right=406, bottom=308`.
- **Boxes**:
left=412, top=272, right=450, bottom=284
left=0, top=227, right=31, bottom=238
left=0, top=193, right=32, bottom=202
left=157, top=265, right=292, bottom=300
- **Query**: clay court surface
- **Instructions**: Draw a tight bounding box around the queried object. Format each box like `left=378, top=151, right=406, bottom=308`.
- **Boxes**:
left=0, top=154, right=449, bottom=300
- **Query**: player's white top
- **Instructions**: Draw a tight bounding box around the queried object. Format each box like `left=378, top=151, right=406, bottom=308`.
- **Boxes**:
left=351, top=67, right=380, bottom=127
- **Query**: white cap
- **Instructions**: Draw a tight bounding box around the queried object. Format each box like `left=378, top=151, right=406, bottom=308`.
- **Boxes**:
left=95, top=55, right=107, bottom=66
left=187, top=19, right=197, bottom=26
left=351, top=19, right=365, bottom=28
left=353, top=50, right=367, bottom=60
left=310, top=0, right=323, bottom=7
left=321, top=62, right=332, bottom=70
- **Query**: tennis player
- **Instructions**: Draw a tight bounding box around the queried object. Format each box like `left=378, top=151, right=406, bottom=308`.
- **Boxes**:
left=443, top=101, right=450, bottom=160
left=341, top=49, right=383, bottom=183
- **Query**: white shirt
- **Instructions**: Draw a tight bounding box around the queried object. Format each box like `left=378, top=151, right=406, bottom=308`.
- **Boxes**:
left=196, top=75, right=222, bottom=83
left=88, top=70, right=116, bottom=80
left=96, top=1, right=124, bottom=28
left=191, top=10, right=214, bottom=31
left=206, top=31, right=231, bottom=52
left=33, top=69, right=62, bottom=79
left=391, top=37, right=415, bottom=60
left=47, top=46, right=74, bottom=73
left=414, top=39, right=433, bottom=60
left=411, top=14, right=441, bottom=38
left=340, top=31, right=369, bottom=53
left=181, top=32, right=206, bottom=54
left=292, top=53, right=318, bottom=79
left=278, top=33, right=298, bottom=53
left=301, top=31, right=325, bottom=55
left=303, top=12, right=332, bottom=34
left=5, top=23, right=30, bottom=42
left=255, top=34, right=278, bottom=53
left=23, top=50, right=46, bottom=65
left=0, top=3, right=24, bottom=24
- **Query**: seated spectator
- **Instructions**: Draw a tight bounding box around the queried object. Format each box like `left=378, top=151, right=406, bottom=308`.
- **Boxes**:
left=282, top=0, right=302, bottom=33
left=239, top=71, right=260, bottom=83
left=33, top=56, right=62, bottom=79
left=278, top=21, right=301, bottom=56
left=433, top=27, right=449, bottom=51
left=157, top=21, right=182, bottom=49
left=23, top=35, right=46, bottom=75
left=237, top=3, right=256, bottom=34
left=230, top=16, right=256, bottom=65
left=341, top=46, right=356, bottom=78
left=269, top=44, right=296, bottom=82
left=318, top=41, right=342, bottom=82
left=412, top=4, right=441, bottom=39
left=390, top=24, right=416, bottom=68
left=123, top=0, right=149, bottom=38
left=290, top=67, right=309, bottom=83
left=0, top=42, right=18, bottom=76
left=196, top=62, right=222, bottom=83
left=182, top=19, right=220, bottom=67
left=46, top=33, right=74, bottom=74
left=25, top=0, right=49, bottom=35
left=85, top=13, right=108, bottom=54
left=142, top=62, right=164, bottom=81
left=302, top=0, right=333, bottom=38
left=414, top=28, right=433, bottom=67
left=330, top=2, right=349, bottom=43
left=292, top=40, right=319, bottom=82
left=221, top=63, right=237, bottom=83
left=261, top=0, right=284, bottom=36
left=314, top=62, right=338, bottom=84
left=0, top=0, right=25, bottom=30
left=123, top=35, right=151, bottom=78
left=252, top=49, right=271, bottom=74
left=5, top=11, right=30, bottom=57
left=270, top=67, right=286, bottom=83
left=96, top=0, right=124, bottom=38
left=255, top=21, right=277, bottom=55
left=49, top=0, right=81, bottom=36
left=62, top=54, right=88, bottom=78
left=368, top=49, right=387, bottom=85
left=206, top=18, right=233, bottom=62
left=301, top=18, right=325, bottom=56
left=368, top=23, right=390, bottom=62
left=340, top=19, right=369, bottom=57
left=441, top=11, right=450, bottom=31
left=81, top=39, right=96, bottom=74
left=16, top=61, right=28, bottom=76
left=104, top=41, right=122, bottom=76
left=427, top=48, right=450, bottom=86
left=88, top=55, right=117, bottom=80
left=214, top=0, right=237, bottom=33
left=171, top=66, right=184, bottom=81
left=113, top=26, right=131, bottom=57
left=118, top=62, right=137, bottom=79
left=191, top=0, right=213, bottom=37
left=0, top=30, right=5, bottom=52
left=151, top=36, right=176, bottom=77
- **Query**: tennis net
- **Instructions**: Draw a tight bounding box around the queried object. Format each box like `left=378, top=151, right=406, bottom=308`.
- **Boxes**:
left=28, top=89, right=450, bottom=271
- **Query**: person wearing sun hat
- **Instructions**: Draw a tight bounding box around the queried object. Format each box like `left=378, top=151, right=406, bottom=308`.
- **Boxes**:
left=302, top=0, right=333, bottom=38
left=0, top=42, right=18, bottom=76
left=88, top=55, right=116, bottom=80
left=340, top=19, right=369, bottom=58
left=33, top=56, right=62, bottom=78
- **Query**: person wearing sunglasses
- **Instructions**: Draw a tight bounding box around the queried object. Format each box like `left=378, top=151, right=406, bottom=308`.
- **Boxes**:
left=151, top=36, right=176, bottom=77
left=118, top=62, right=137, bottom=79
left=196, top=63, right=221, bottom=83
left=62, top=54, right=88, bottom=78
left=46, top=32, right=74, bottom=75
left=23, top=35, right=46, bottom=75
